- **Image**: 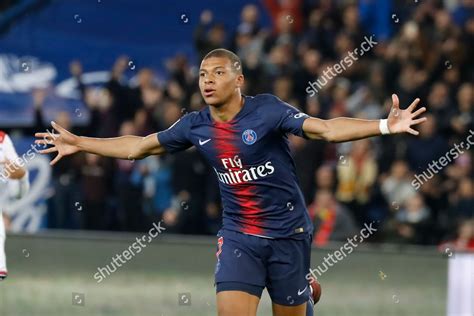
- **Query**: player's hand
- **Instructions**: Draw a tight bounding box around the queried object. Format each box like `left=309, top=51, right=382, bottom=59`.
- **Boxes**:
left=34, top=121, right=81, bottom=165
left=387, top=94, right=427, bottom=135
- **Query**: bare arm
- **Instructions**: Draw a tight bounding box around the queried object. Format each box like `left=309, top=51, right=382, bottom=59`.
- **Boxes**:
left=1, top=160, right=26, bottom=179
left=35, top=121, right=166, bottom=165
left=303, top=94, right=427, bottom=142
left=75, top=134, right=166, bottom=159
left=303, top=117, right=381, bottom=142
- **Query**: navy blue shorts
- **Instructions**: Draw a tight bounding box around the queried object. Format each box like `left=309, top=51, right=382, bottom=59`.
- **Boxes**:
left=214, top=229, right=312, bottom=306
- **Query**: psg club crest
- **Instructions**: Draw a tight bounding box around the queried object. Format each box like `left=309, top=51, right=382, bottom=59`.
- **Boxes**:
left=242, top=129, right=257, bottom=145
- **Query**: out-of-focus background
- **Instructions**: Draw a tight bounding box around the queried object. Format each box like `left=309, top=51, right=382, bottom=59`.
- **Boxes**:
left=0, top=0, right=472, bottom=315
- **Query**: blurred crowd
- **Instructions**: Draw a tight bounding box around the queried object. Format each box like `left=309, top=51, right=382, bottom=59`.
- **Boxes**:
left=14, top=0, right=474, bottom=249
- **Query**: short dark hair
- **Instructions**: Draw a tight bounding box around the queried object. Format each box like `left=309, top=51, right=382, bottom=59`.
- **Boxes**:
left=202, top=48, right=242, bottom=74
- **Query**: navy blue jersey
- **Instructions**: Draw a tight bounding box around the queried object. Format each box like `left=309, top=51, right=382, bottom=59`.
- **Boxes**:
left=157, top=94, right=314, bottom=239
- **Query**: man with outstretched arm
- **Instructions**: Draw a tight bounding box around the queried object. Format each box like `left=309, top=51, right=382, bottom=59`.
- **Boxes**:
left=35, top=49, right=426, bottom=316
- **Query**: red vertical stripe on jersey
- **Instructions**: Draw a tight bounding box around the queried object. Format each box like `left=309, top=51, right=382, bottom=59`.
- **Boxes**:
left=214, top=121, right=263, bottom=235
left=0, top=131, right=5, bottom=143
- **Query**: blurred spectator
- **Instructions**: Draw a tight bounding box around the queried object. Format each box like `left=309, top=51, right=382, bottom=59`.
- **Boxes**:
left=194, top=10, right=227, bottom=60
left=346, top=86, right=384, bottom=120
left=263, top=44, right=297, bottom=82
left=405, top=114, right=449, bottom=171
left=299, top=2, right=338, bottom=57
left=440, top=220, right=474, bottom=252
left=290, top=135, right=326, bottom=204
left=79, top=153, right=113, bottom=230
left=427, top=82, right=454, bottom=136
left=449, top=83, right=473, bottom=138
left=314, top=164, right=336, bottom=193
left=336, top=139, right=378, bottom=225
left=309, top=189, right=358, bottom=246
left=134, top=108, right=155, bottom=136
left=263, top=0, right=303, bottom=34
left=381, top=160, right=417, bottom=207
left=232, top=6, right=264, bottom=62
left=113, top=121, right=144, bottom=232
left=450, top=177, right=474, bottom=219
left=48, top=112, right=82, bottom=229
left=230, top=3, right=262, bottom=58
left=293, top=49, right=321, bottom=108
left=131, top=155, right=174, bottom=224
left=385, top=193, right=432, bottom=244
left=418, top=173, right=449, bottom=237
left=106, top=58, right=160, bottom=131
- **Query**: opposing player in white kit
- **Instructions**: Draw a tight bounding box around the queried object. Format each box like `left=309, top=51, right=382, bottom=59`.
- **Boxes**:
left=0, top=131, right=29, bottom=281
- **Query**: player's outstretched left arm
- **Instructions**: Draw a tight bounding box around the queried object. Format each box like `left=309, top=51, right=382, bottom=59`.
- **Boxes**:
left=302, top=94, right=427, bottom=142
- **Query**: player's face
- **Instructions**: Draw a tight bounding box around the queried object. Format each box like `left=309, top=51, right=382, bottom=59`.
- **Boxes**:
left=199, top=57, right=243, bottom=107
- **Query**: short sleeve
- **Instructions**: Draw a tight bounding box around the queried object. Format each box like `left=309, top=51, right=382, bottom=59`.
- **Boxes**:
left=2, top=134, right=20, bottom=161
left=157, top=114, right=193, bottom=153
left=272, top=96, right=310, bottom=138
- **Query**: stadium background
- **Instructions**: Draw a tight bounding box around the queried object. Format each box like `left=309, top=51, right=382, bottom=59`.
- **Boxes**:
left=0, top=0, right=472, bottom=315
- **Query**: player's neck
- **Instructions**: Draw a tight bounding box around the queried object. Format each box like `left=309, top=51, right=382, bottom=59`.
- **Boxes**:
left=210, top=93, right=244, bottom=123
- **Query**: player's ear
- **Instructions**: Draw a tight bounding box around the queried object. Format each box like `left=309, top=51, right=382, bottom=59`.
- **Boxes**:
left=236, top=74, right=244, bottom=88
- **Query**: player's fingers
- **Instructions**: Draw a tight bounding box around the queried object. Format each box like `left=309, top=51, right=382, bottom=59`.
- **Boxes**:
left=411, top=107, right=426, bottom=118
left=391, top=94, right=400, bottom=109
left=36, top=136, right=54, bottom=145
left=34, top=132, right=50, bottom=138
left=35, top=138, right=55, bottom=146
left=39, top=147, right=58, bottom=154
left=35, top=139, right=47, bottom=145
left=411, top=117, right=427, bottom=125
left=407, top=128, right=419, bottom=136
left=35, top=131, right=60, bottom=139
left=51, top=121, right=67, bottom=134
left=407, top=98, right=420, bottom=112
left=50, top=154, right=63, bottom=166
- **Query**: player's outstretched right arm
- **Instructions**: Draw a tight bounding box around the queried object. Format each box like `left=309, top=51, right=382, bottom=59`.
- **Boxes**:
left=35, top=121, right=165, bottom=165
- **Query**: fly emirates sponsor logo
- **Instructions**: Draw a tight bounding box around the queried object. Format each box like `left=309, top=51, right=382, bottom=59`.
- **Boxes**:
left=213, top=155, right=275, bottom=185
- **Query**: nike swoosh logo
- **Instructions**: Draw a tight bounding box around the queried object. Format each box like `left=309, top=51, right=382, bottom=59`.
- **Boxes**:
left=297, top=285, right=308, bottom=296
left=199, top=138, right=211, bottom=146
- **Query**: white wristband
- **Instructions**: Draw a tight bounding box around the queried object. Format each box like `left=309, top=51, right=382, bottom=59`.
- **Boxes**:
left=379, top=119, right=390, bottom=135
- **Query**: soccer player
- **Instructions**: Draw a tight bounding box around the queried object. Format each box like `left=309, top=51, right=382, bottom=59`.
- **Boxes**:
left=0, top=131, right=29, bottom=281
left=35, top=49, right=427, bottom=316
